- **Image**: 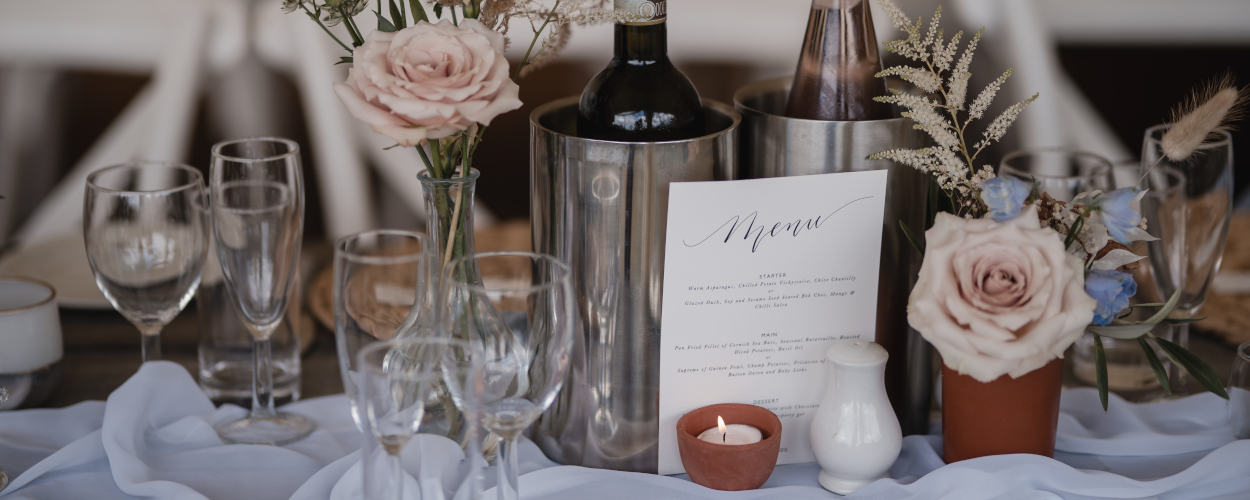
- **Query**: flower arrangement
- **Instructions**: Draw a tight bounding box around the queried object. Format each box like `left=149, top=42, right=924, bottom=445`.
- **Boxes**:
left=873, top=0, right=1241, bottom=408
left=285, top=0, right=629, bottom=265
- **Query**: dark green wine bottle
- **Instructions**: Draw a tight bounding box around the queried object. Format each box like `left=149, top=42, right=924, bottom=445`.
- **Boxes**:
left=577, top=0, right=705, bottom=142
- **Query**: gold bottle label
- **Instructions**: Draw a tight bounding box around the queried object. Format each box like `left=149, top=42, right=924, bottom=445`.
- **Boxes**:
left=616, top=0, right=666, bottom=25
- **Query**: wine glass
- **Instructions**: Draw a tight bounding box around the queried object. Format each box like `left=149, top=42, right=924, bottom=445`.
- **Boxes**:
left=440, top=252, right=574, bottom=500
left=1230, top=341, right=1250, bottom=439
left=1141, top=125, right=1234, bottom=394
left=334, top=229, right=435, bottom=429
left=209, top=137, right=314, bottom=445
left=355, top=338, right=445, bottom=500
left=84, top=162, right=210, bottom=362
left=998, top=148, right=1115, bottom=202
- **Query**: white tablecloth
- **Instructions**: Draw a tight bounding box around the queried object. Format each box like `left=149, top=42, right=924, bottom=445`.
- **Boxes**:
left=1, top=362, right=1247, bottom=499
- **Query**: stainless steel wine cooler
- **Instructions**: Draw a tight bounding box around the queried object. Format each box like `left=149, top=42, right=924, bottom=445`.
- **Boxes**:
left=734, top=76, right=933, bottom=437
left=529, top=97, right=740, bottom=473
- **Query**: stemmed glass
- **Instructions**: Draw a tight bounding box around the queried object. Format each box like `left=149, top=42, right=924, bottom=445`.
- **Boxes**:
left=1230, top=341, right=1250, bottom=439
left=440, top=252, right=574, bottom=500
left=335, top=230, right=435, bottom=430
left=209, top=138, right=314, bottom=445
left=355, top=338, right=445, bottom=500
left=84, top=162, right=210, bottom=362
left=998, top=148, right=1115, bottom=202
left=1141, top=125, right=1234, bottom=394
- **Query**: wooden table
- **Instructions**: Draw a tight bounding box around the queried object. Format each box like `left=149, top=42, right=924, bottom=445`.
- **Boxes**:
left=44, top=307, right=344, bottom=409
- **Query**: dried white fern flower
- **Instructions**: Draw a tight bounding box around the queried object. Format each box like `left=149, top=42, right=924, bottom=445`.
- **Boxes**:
left=871, top=0, right=1038, bottom=219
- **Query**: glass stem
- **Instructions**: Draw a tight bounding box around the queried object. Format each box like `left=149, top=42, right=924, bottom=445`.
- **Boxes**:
left=141, top=331, right=162, bottom=363
left=388, top=452, right=405, bottom=500
left=251, top=337, right=277, bottom=419
left=496, top=436, right=519, bottom=500
left=1170, top=323, right=1191, bottom=394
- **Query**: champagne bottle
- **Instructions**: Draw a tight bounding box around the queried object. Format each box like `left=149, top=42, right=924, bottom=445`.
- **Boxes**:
left=578, top=0, right=705, bottom=142
left=785, top=0, right=892, bottom=121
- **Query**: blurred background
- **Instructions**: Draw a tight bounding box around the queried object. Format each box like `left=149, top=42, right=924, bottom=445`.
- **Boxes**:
left=1, top=0, right=1248, bottom=403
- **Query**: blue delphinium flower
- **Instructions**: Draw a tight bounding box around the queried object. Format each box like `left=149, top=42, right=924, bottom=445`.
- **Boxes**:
left=980, top=177, right=1032, bottom=222
left=1085, top=269, right=1137, bottom=326
left=1093, top=187, right=1152, bottom=244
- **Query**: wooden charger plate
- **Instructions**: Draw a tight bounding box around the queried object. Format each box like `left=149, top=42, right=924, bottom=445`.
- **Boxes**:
left=308, top=221, right=532, bottom=332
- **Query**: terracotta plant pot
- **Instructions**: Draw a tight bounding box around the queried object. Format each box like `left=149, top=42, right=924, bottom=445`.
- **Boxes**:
left=676, top=404, right=782, bottom=491
left=941, top=358, right=1063, bottom=463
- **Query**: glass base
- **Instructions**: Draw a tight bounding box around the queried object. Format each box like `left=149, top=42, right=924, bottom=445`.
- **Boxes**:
left=214, top=411, right=315, bottom=446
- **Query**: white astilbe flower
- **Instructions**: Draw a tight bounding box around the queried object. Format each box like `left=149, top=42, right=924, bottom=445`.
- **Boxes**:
left=934, top=30, right=962, bottom=72
left=946, top=28, right=983, bottom=110
left=872, top=0, right=1038, bottom=219
left=878, top=66, right=942, bottom=93
left=976, top=93, right=1039, bottom=150
left=968, top=67, right=1014, bottom=121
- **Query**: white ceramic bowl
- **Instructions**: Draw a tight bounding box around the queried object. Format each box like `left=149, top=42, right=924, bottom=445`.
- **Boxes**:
left=0, top=276, right=62, bottom=409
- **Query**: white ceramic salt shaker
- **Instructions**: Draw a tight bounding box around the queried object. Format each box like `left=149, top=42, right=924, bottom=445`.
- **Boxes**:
left=809, top=339, right=902, bottom=495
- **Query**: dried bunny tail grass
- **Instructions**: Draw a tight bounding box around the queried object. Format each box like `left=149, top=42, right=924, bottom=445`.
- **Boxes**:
left=1160, top=74, right=1248, bottom=162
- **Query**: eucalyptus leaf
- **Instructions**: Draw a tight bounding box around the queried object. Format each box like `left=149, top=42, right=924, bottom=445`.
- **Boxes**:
left=389, top=0, right=405, bottom=29
left=899, top=220, right=924, bottom=256
left=1137, top=337, right=1171, bottom=397
left=409, top=0, right=427, bottom=21
left=375, top=9, right=397, bottom=32
left=1153, top=335, right=1229, bottom=399
left=1086, top=323, right=1155, bottom=340
left=1142, top=288, right=1183, bottom=325
left=1162, top=317, right=1207, bottom=325
left=1094, top=334, right=1109, bottom=411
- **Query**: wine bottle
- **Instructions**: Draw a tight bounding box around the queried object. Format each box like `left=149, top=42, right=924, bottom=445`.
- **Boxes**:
left=577, top=0, right=705, bottom=142
left=785, top=0, right=892, bottom=121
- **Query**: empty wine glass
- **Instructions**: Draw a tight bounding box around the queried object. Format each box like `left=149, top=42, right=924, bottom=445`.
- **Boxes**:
left=84, top=162, right=210, bottom=362
left=440, top=252, right=574, bottom=500
left=334, top=230, right=435, bottom=431
left=1142, top=125, right=1234, bottom=394
left=209, top=137, right=314, bottom=445
left=356, top=338, right=445, bottom=500
left=999, top=148, right=1115, bottom=202
left=1230, top=342, right=1250, bottom=439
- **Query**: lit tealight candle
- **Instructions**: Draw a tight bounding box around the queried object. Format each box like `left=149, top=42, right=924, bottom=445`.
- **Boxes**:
left=697, top=416, right=762, bottom=445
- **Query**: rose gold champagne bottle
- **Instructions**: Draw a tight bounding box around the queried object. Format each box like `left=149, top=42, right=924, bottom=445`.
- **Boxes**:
left=784, top=0, right=892, bottom=121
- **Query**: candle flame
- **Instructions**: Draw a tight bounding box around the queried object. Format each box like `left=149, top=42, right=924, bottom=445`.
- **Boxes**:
left=717, top=416, right=726, bottom=433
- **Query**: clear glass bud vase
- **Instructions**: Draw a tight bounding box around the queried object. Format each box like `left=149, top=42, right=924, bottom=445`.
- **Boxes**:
left=408, top=168, right=502, bottom=460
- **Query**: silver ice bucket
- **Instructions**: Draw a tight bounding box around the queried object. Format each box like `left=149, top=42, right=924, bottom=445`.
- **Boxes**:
left=530, top=97, right=740, bottom=473
left=734, top=77, right=932, bottom=436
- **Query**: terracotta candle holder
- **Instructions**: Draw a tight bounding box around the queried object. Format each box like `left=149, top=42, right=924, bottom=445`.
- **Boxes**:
left=676, top=403, right=782, bottom=491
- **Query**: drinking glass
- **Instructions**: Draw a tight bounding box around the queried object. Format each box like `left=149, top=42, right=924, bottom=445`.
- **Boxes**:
left=998, top=148, right=1115, bottom=202
left=334, top=230, right=435, bottom=430
left=355, top=338, right=443, bottom=500
left=209, top=137, right=313, bottom=445
left=84, top=162, right=210, bottom=362
left=1230, top=341, right=1250, bottom=439
left=440, top=252, right=574, bottom=500
left=1142, top=125, right=1234, bottom=394
left=0, top=385, right=6, bottom=490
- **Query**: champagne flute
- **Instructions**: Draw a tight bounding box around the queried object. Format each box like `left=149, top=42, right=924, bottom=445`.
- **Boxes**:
left=209, top=138, right=314, bottom=445
left=1141, top=125, right=1234, bottom=394
left=440, top=252, right=574, bottom=500
left=355, top=338, right=444, bottom=500
left=84, top=162, right=210, bottom=362
left=998, top=148, right=1115, bottom=202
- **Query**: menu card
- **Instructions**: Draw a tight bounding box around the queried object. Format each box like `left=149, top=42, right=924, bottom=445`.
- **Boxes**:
left=657, top=170, right=888, bottom=474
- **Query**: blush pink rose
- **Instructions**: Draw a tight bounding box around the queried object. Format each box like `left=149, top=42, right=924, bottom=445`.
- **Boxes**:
left=333, top=19, right=523, bottom=146
left=908, top=205, right=1096, bottom=382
